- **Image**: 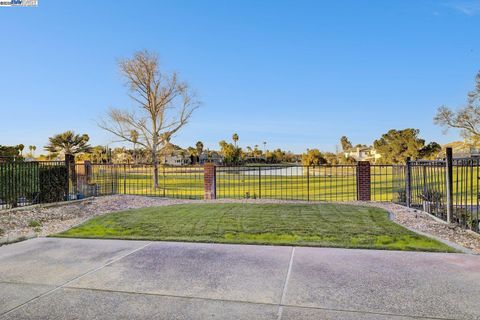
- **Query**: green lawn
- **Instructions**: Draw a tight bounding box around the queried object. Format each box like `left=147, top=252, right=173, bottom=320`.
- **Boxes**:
left=55, top=203, right=455, bottom=252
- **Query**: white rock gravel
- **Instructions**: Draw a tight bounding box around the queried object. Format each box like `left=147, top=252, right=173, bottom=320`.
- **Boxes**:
left=358, top=201, right=480, bottom=254
left=1, top=195, right=479, bottom=253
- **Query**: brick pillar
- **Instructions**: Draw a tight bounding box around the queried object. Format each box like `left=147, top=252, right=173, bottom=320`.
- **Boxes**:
left=356, top=161, right=371, bottom=201
left=84, top=161, right=92, bottom=184
left=65, top=154, right=76, bottom=198
left=204, top=163, right=216, bottom=200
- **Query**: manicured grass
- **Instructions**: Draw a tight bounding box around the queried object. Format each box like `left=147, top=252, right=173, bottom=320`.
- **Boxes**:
left=55, top=203, right=455, bottom=252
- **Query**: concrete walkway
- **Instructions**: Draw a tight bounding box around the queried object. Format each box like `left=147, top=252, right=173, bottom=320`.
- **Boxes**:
left=0, top=238, right=479, bottom=320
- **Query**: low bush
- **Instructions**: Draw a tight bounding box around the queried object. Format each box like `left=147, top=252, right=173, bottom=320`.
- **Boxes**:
left=28, top=220, right=42, bottom=228
left=0, top=162, right=39, bottom=207
left=38, top=165, right=68, bottom=203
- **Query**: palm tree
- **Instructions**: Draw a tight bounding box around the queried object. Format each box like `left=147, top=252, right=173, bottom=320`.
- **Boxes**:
left=130, top=130, right=139, bottom=164
left=195, top=141, right=204, bottom=155
left=232, top=133, right=239, bottom=148
left=196, top=141, right=204, bottom=158
left=246, top=146, right=252, bottom=156
left=17, top=144, right=24, bottom=156
left=28, top=145, right=36, bottom=157
left=44, top=131, right=92, bottom=158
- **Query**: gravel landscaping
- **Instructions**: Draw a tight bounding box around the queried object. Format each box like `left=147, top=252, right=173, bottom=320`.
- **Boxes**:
left=1, top=195, right=479, bottom=253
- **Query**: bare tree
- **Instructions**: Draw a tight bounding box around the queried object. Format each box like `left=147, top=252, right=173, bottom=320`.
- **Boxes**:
left=434, top=71, right=480, bottom=145
left=99, top=50, right=199, bottom=188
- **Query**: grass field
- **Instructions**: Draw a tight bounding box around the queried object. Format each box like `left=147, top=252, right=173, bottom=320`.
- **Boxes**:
left=55, top=203, right=455, bottom=252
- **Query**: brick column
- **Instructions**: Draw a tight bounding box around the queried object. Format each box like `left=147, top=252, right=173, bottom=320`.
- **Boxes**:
left=65, top=154, right=76, bottom=197
left=356, top=161, right=371, bottom=201
left=204, top=163, right=216, bottom=200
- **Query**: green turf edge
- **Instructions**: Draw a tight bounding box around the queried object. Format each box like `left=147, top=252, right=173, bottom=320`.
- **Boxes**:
left=51, top=203, right=458, bottom=253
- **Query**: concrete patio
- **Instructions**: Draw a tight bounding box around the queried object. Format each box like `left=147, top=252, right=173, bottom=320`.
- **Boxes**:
left=0, top=238, right=479, bottom=320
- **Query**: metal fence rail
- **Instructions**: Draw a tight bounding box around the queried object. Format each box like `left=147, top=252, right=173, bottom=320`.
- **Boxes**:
left=371, top=165, right=405, bottom=202
left=1, top=162, right=404, bottom=209
left=76, top=163, right=204, bottom=199
left=405, top=157, right=480, bottom=233
left=0, top=161, right=67, bottom=210
left=409, top=160, right=447, bottom=220
left=216, top=165, right=358, bottom=201
left=452, top=158, right=480, bottom=231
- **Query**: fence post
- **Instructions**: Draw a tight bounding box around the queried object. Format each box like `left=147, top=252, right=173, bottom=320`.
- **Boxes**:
left=204, top=163, right=216, bottom=200
left=445, top=147, right=453, bottom=223
left=405, top=157, right=411, bottom=207
left=356, top=161, right=371, bottom=201
left=258, top=167, right=261, bottom=199
left=307, top=166, right=310, bottom=202
left=84, top=161, right=92, bottom=184
left=123, top=164, right=127, bottom=194
left=163, top=166, right=166, bottom=197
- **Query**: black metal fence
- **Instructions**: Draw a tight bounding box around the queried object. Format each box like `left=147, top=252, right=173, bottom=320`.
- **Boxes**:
left=371, top=165, right=405, bottom=202
left=75, top=163, right=204, bottom=199
left=2, top=156, right=478, bottom=234
left=0, top=161, right=68, bottom=210
left=406, top=156, right=480, bottom=233
left=215, top=165, right=357, bottom=201
left=0, top=162, right=414, bottom=208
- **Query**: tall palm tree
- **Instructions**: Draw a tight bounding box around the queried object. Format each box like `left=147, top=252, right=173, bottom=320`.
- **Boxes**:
left=28, top=145, right=36, bottom=157
left=196, top=141, right=204, bottom=156
left=195, top=141, right=204, bottom=164
left=44, top=131, right=92, bottom=158
left=232, top=133, right=239, bottom=148
left=17, top=144, right=24, bottom=156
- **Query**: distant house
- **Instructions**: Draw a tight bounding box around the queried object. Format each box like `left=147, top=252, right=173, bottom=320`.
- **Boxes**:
left=344, top=146, right=381, bottom=163
left=442, top=141, right=480, bottom=158
left=199, top=151, right=223, bottom=165
left=159, top=144, right=191, bottom=166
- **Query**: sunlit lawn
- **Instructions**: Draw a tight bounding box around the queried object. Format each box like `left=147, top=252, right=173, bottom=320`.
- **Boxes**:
left=55, top=203, right=455, bottom=252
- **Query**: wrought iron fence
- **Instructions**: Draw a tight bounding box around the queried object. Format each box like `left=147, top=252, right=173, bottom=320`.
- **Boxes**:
left=409, top=160, right=447, bottom=219
left=371, top=165, right=405, bottom=202
left=0, top=161, right=68, bottom=210
left=75, top=163, right=204, bottom=199
left=405, top=157, right=480, bottom=233
left=1, top=152, right=478, bottom=234
left=1, top=162, right=405, bottom=210
left=452, top=158, right=480, bottom=232
left=216, top=165, right=358, bottom=201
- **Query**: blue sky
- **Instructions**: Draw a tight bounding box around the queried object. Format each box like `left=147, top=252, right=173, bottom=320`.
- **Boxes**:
left=0, top=0, right=479, bottom=153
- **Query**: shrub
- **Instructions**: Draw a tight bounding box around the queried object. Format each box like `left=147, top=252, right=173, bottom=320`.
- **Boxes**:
left=38, top=165, right=68, bottom=203
left=420, top=190, right=443, bottom=202
left=395, top=189, right=406, bottom=203
left=0, top=162, right=39, bottom=207
left=28, top=220, right=41, bottom=228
